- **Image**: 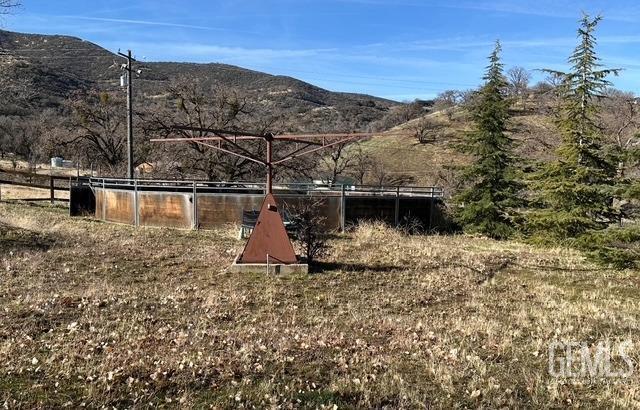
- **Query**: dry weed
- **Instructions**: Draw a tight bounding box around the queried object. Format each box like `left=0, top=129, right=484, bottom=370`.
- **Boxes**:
left=0, top=204, right=638, bottom=408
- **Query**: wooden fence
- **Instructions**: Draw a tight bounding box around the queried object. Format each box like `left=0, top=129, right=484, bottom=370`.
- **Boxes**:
left=0, top=170, right=74, bottom=203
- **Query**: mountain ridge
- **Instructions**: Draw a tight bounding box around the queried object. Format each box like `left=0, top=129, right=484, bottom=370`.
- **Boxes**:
left=0, top=29, right=399, bottom=131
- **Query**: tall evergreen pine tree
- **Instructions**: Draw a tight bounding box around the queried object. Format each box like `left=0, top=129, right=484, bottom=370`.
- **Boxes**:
left=454, top=41, right=522, bottom=239
left=526, top=15, right=619, bottom=243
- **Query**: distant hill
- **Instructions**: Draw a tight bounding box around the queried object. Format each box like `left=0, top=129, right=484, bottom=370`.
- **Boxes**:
left=0, top=29, right=399, bottom=131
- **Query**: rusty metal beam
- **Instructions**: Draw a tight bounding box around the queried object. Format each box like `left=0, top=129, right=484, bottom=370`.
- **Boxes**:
left=275, top=142, right=319, bottom=161
left=151, top=132, right=377, bottom=142
left=153, top=133, right=264, bottom=165
left=151, top=136, right=258, bottom=142
left=195, top=141, right=266, bottom=165
left=271, top=135, right=363, bottom=165
left=172, top=125, right=265, bottom=138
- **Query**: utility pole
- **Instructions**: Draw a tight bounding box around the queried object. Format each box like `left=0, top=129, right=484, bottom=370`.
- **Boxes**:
left=118, top=49, right=135, bottom=179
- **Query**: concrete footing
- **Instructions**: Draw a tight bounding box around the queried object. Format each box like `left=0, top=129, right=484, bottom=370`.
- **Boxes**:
left=229, top=255, right=309, bottom=274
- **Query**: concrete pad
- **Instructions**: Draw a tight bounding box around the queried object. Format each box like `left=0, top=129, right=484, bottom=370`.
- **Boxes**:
left=229, top=255, right=308, bottom=274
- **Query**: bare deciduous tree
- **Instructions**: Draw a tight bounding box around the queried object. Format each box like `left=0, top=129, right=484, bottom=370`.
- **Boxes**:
left=433, top=90, right=460, bottom=121
left=66, top=90, right=128, bottom=173
left=348, top=146, right=374, bottom=185
left=318, top=141, right=361, bottom=185
left=369, top=158, right=415, bottom=187
left=0, top=111, right=60, bottom=169
left=413, top=117, right=444, bottom=144
left=143, top=79, right=264, bottom=180
left=600, top=89, right=640, bottom=177
left=507, top=66, right=531, bottom=110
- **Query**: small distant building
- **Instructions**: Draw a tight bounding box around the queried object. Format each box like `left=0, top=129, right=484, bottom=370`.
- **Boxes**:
left=50, top=157, right=75, bottom=168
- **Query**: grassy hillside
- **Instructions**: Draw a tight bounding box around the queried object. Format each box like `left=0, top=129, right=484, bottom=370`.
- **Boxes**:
left=361, top=105, right=559, bottom=192
left=1, top=201, right=638, bottom=408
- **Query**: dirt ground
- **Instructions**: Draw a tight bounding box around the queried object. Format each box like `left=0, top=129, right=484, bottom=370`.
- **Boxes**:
left=0, top=201, right=638, bottom=408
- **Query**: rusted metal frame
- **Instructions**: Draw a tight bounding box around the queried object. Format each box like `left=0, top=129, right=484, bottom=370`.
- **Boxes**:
left=266, top=139, right=273, bottom=194
left=172, top=125, right=265, bottom=138
left=272, top=132, right=373, bottom=139
left=274, top=137, right=324, bottom=146
left=273, top=134, right=372, bottom=159
left=152, top=134, right=262, bottom=162
left=193, top=141, right=266, bottom=165
left=271, top=136, right=362, bottom=165
left=274, top=141, right=320, bottom=162
left=193, top=132, right=265, bottom=163
left=154, top=132, right=375, bottom=141
left=151, top=136, right=258, bottom=142
left=207, top=133, right=263, bottom=162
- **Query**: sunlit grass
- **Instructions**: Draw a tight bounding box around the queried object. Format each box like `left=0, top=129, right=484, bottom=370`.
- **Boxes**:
left=1, top=201, right=638, bottom=408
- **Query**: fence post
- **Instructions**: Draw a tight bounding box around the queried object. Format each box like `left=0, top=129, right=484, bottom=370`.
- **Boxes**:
left=192, top=180, right=198, bottom=230
left=50, top=177, right=55, bottom=205
left=428, top=198, right=434, bottom=232
left=134, top=179, right=139, bottom=227
left=102, top=179, right=106, bottom=220
left=340, top=184, right=346, bottom=233
left=394, top=186, right=400, bottom=227
left=68, top=177, right=72, bottom=217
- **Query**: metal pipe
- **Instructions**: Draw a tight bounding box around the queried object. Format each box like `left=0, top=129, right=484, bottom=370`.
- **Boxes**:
left=266, top=139, right=273, bottom=194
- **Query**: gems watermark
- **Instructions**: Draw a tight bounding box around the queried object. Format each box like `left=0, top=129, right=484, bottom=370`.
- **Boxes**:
left=548, top=339, right=634, bottom=379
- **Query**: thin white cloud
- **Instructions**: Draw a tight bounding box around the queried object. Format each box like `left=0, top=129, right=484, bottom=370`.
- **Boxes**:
left=56, top=15, right=235, bottom=32
left=99, top=41, right=335, bottom=64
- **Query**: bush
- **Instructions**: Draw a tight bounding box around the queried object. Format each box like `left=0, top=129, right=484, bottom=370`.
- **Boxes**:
left=286, top=199, right=329, bottom=265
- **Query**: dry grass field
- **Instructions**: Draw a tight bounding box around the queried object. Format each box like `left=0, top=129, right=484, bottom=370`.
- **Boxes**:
left=1, top=201, right=639, bottom=408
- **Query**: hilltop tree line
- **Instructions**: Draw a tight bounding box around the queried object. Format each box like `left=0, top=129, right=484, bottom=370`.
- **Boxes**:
left=453, top=15, right=640, bottom=268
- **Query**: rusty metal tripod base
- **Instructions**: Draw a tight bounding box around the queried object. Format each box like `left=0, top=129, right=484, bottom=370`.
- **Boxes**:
left=237, top=193, right=298, bottom=265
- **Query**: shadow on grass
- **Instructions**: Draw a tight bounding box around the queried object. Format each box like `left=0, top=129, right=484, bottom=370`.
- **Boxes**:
left=0, top=222, right=55, bottom=253
left=310, top=261, right=403, bottom=274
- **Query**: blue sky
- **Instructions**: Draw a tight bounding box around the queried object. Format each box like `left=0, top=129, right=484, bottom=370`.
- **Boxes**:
left=5, top=0, right=640, bottom=100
